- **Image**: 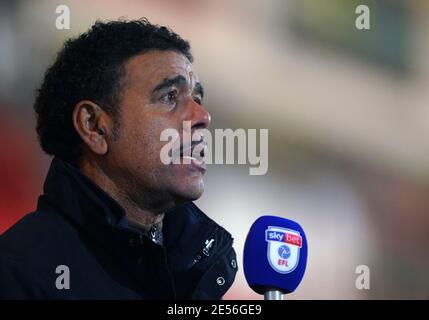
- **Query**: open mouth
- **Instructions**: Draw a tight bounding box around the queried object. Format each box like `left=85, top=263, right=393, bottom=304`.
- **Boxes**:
left=175, top=139, right=207, bottom=170
left=179, top=140, right=206, bottom=160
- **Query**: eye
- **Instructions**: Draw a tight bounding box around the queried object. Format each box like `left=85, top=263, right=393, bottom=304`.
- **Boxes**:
left=193, top=96, right=202, bottom=105
left=160, top=89, right=178, bottom=105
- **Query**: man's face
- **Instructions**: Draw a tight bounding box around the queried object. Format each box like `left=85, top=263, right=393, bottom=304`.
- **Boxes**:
left=105, top=50, right=211, bottom=211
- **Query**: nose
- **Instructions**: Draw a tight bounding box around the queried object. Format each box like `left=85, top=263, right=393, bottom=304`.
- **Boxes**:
left=188, top=99, right=211, bottom=130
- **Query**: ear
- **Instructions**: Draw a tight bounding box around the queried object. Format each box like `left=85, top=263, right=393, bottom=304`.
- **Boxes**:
left=72, top=100, right=112, bottom=156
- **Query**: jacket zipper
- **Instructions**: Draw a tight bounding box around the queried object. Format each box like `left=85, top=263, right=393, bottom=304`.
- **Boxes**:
left=191, top=226, right=233, bottom=267
left=191, top=226, right=218, bottom=266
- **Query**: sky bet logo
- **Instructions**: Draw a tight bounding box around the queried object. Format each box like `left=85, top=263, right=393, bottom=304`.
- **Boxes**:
left=265, top=227, right=302, bottom=274
left=265, top=229, right=302, bottom=248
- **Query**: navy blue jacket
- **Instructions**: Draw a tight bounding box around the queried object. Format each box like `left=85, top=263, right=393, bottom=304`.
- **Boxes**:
left=0, top=158, right=237, bottom=299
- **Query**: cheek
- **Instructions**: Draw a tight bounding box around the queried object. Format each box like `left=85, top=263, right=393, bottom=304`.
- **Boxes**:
left=123, top=113, right=174, bottom=167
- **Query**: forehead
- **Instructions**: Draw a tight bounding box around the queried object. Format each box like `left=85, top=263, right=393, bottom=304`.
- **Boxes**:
left=123, top=50, right=198, bottom=88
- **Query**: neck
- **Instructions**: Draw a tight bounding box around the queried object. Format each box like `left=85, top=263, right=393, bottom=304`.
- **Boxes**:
left=80, top=157, right=164, bottom=233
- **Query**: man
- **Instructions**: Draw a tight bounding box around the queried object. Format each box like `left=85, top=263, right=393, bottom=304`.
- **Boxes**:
left=0, top=19, right=237, bottom=299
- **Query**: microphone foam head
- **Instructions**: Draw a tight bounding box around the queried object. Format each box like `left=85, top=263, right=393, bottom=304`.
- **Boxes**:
left=243, top=215, right=308, bottom=295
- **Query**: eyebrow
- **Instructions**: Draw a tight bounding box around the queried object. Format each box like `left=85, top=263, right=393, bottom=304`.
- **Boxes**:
left=152, top=75, right=187, bottom=93
left=152, top=74, right=205, bottom=98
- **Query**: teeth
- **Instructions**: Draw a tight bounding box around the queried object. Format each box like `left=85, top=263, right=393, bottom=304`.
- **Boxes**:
left=182, top=155, right=205, bottom=166
left=182, top=156, right=197, bottom=161
left=175, top=141, right=206, bottom=165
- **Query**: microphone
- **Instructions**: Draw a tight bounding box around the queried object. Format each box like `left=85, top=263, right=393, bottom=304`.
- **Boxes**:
left=243, top=215, right=308, bottom=300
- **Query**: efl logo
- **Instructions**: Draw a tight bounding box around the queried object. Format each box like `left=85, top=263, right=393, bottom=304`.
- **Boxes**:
left=265, top=227, right=302, bottom=274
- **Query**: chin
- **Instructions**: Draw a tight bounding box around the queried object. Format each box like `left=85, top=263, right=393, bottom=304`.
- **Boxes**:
left=173, top=180, right=205, bottom=202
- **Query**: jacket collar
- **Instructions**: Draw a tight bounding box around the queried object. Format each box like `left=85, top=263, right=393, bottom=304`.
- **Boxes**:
left=37, top=157, right=223, bottom=252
